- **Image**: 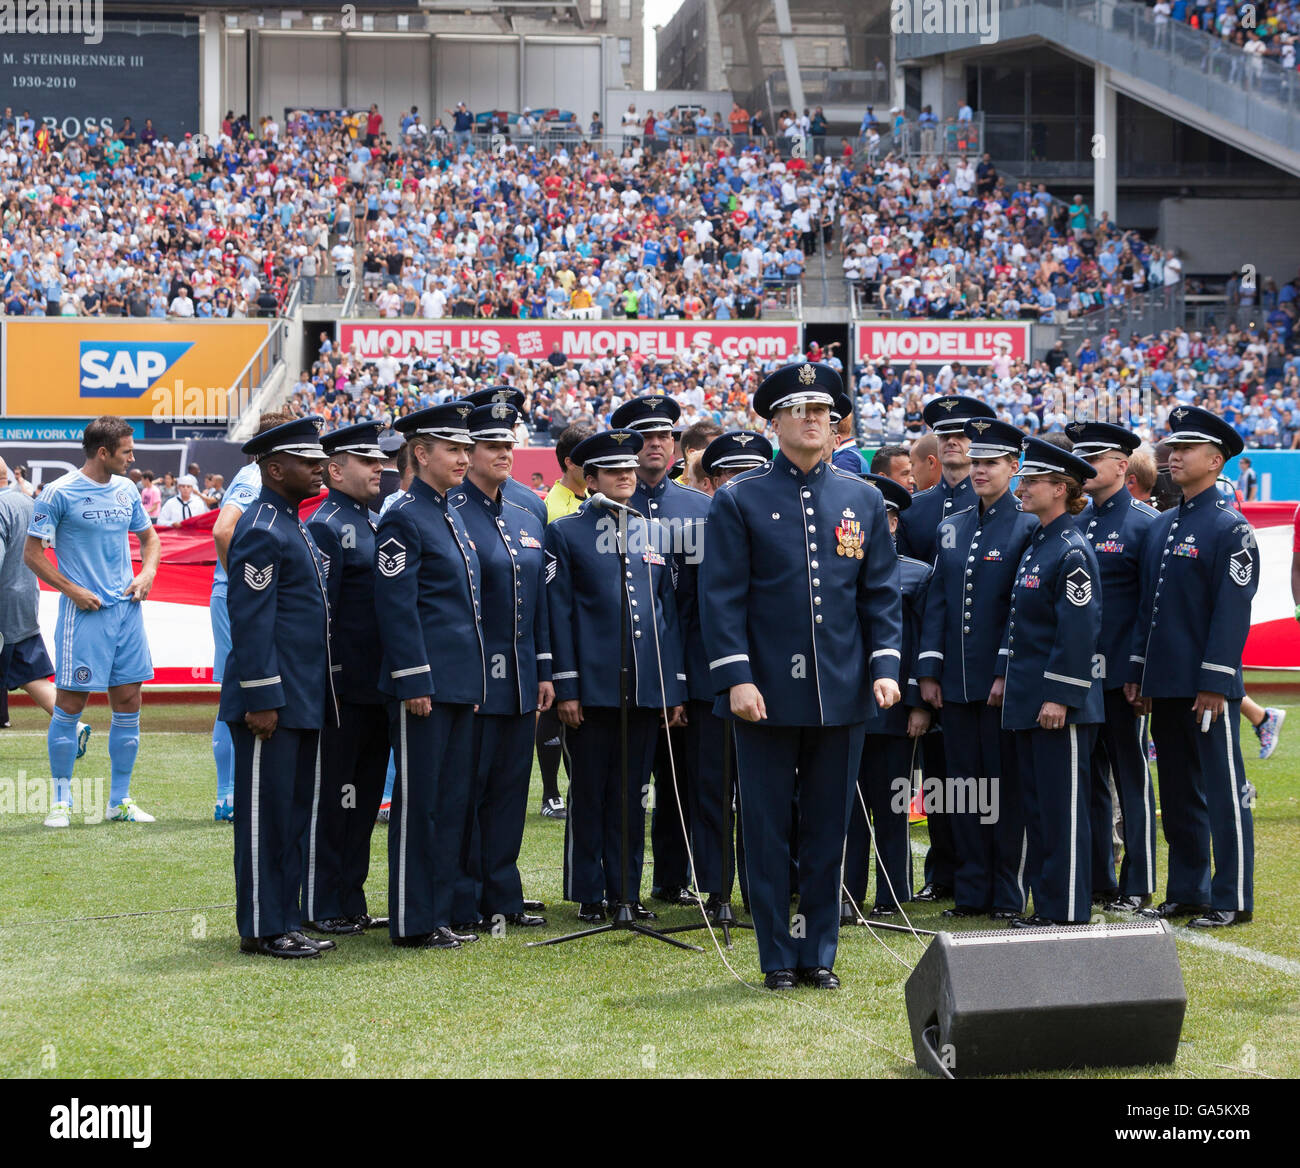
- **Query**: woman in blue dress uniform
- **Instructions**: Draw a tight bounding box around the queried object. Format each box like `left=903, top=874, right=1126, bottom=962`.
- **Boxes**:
left=1002, top=438, right=1104, bottom=927
left=916, top=419, right=1037, bottom=919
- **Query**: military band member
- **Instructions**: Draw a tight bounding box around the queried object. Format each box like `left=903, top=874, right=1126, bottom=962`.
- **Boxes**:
left=842, top=473, right=930, bottom=921
left=1132, top=407, right=1259, bottom=928
left=373, top=402, right=486, bottom=950
left=680, top=430, right=774, bottom=916
left=1067, top=421, right=1160, bottom=913
left=302, top=422, right=390, bottom=937
left=450, top=403, right=554, bottom=930
left=700, top=362, right=903, bottom=990
left=461, top=386, right=549, bottom=527
left=1002, top=438, right=1104, bottom=927
left=896, top=394, right=995, bottom=903
left=917, top=419, right=1037, bottom=920
left=546, top=429, right=686, bottom=922
left=219, top=418, right=336, bottom=959
left=609, top=394, right=712, bottom=908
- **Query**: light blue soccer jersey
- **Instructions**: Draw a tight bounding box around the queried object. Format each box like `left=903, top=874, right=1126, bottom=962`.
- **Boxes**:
left=212, top=462, right=264, bottom=591
left=27, top=471, right=151, bottom=606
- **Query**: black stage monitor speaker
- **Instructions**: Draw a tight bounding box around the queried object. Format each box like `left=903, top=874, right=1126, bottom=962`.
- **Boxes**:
left=905, top=921, right=1187, bottom=1077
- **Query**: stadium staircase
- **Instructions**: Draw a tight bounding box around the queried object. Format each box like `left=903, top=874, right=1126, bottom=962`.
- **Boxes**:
left=895, top=0, right=1300, bottom=177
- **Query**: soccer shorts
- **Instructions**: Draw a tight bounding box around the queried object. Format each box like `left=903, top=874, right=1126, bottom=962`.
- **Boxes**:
left=210, top=584, right=231, bottom=685
left=54, top=597, right=153, bottom=691
left=0, top=633, right=55, bottom=690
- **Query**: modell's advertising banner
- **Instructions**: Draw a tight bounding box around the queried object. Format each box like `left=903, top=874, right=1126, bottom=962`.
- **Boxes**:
left=336, top=321, right=803, bottom=363
left=854, top=321, right=1032, bottom=367
left=2, top=320, right=273, bottom=420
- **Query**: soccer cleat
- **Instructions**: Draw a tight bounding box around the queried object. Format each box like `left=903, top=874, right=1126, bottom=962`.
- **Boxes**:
left=107, top=798, right=155, bottom=823
left=214, top=800, right=234, bottom=822
left=1255, top=707, right=1285, bottom=760
left=75, top=722, right=92, bottom=760
left=44, top=800, right=72, bottom=828
left=540, top=796, right=567, bottom=820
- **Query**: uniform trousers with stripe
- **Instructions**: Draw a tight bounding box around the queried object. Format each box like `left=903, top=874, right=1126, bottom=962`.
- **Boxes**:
left=1015, top=723, right=1096, bottom=923
left=229, top=723, right=318, bottom=939
left=301, top=700, right=389, bottom=923
left=943, top=701, right=1026, bottom=914
left=387, top=701, right=475, bottom=940
left=563, top=706, right=660, bottom=905
left=734, top=721, right=866, bottom=974
left=650, top=724, right=692, bottom=891
left=453, top=711, right=537, bottom=922
left=683, top=700, right=739, bottom=898
left=1090, top=690, right=1158, bottom=898
left=1150, top=698, right=1253, bottom=913
left=843, top=733, right=914, bottom=910
left=921, top=728, right=956, bottom=889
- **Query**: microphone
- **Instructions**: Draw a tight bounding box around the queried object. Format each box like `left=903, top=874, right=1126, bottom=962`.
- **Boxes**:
left=587, top=492, right=645, bottom=519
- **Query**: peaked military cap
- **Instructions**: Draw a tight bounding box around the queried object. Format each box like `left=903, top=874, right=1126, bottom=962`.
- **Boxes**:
left=964, top=418, right=1025, bottom=460
left=861, top=472, right=912, bottom=512
left=923, top=393, right=997, bottom=434
left=393, top=401, right=475, bottom=445
left=573, top=429, right=644, bottom=470
left=1019, top=435, right=1098, bottom=483
left=1064, top=420, right=1141, bottom=458
left=1164, top=404, right=1245, bottom=459
left=610, top=393, right=681, bottom=432
left=702, top=430, right=774, bottom=476
left=752, top=361, right=842, bottom=420
left=463, top=384, right=526, bottom=412
left=241, top=416, right=327, bottom=460
left=322, top=421, right=387, bottom=460
left=468, top=403, right=520, bottom=443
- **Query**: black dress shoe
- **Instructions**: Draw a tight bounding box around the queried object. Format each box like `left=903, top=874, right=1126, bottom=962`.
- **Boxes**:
left=651, top=886, right=696, bottom=907
left=522, top=899, right=547, bottom=912
left=801, top=967, right=841, bottom=989
left=628, top=901, right=658, bottom=920
left=447, top=927, right=479, bottom=944
left=764, top=968, right=797, bottom=991
left=913, top=883, right=952, bottom=902
left=988, top=909, right=1021, bottom=920
left=840, top=901, right=861, bottom=926
left=577, top=902, right=607, bottom=923
left=1091, top=892, right=1116, bottom=906
left=941, top=906, right=982, bottom=918
left=289, top=931, right=336, bottom=951
left=239, top=933, right=320, bottom=959
left=1008, top=914, right=1058, bottom=929
left=452, top=920, right=484, bottom=933
left=500, top=912, right=546, bottom=927
left=869, top=905, right=899, bottom=919
left=1139, top=900, right=1211, bottom=920
left=304, top=917, right=364, bottom=936
left=1188, top=909, right=1252, bottom=928
left=1104, top=894, right=1151, bottom=913
left=423, top=927, right=465, bottom=949
left=354, top=913, right=389, bottom=930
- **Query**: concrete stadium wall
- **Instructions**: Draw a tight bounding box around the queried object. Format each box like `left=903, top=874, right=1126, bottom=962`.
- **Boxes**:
left=1159, top=199, right=1300, bottom=284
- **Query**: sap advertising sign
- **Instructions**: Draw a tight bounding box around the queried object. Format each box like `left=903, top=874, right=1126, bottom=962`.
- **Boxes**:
left=0, top=21, right=200, bottom=141
left=2, top=320, right=272, bottom=420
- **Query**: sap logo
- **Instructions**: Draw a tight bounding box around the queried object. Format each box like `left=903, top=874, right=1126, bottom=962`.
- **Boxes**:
left=79, top=342, right=194, bottom=398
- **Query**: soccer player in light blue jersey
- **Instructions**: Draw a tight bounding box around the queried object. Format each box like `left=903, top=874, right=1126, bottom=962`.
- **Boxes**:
left=23, top=417, right=161, bottom=827
left=210, top=410, right=296, bottom=821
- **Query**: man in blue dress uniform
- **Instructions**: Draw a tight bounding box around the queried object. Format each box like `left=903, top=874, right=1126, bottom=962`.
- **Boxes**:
left=681, top=430, right=774, bottom=917
left=450, top=403, right=554, bottom=930
left=1131, top=407, right=1259, bottom=928
left=917, top=419, right=1037, bottom=920
left=1066, top=420, right=1160, bottom=913
left=700, top=362, right=903, bottom=990
left=218, top=418, right=336, bottom=959
left=1002, top=437, right=1104, bottom=927
left=609, top=393, right=712, bottom=908
left=896, top=394, right=996, bottom=903
left=301, top=421, right=390, bottom=937
left=373, top=402, right=487, bottom=950
left=546, top=429, right=686, bottom=921
left=842, top=472, right=931, bottom=921
left=461, top=386, right=549, bottom=527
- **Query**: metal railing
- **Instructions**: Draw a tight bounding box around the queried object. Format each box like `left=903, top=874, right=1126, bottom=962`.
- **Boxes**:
left=225, top=318, right=288, bottom=437
left=870, top=116, right=985, bottom=160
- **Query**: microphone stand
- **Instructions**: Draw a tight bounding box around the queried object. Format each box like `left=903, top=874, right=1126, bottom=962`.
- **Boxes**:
left=531, top=505, right=701, bottom=953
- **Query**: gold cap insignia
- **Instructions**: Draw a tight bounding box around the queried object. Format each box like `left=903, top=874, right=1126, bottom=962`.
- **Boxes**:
left=798, top=363, right=817, bottom=386
left=937, top=399, right=959, bottom=411
left=456, top=406, right=471, bottom=419
left=610, top=432, right=632, bottom=444
left=971, top=420, right=992, bottom=434
left=734, top=433, right=755, bottom=446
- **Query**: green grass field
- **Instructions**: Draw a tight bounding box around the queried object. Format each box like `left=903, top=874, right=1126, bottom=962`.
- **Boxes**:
left=1, top=683, right=1297, bottom=1079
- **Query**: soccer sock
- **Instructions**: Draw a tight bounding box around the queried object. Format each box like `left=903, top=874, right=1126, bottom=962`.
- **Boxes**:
left=47, top=707, right=79, bottom=806
left=108, top=712, right=141, bottom=805
left=212, top=717, right=234, bottom=804
left=536, top=723, right=561, bottom=803
left=383, top=751, right=395, bottom=804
